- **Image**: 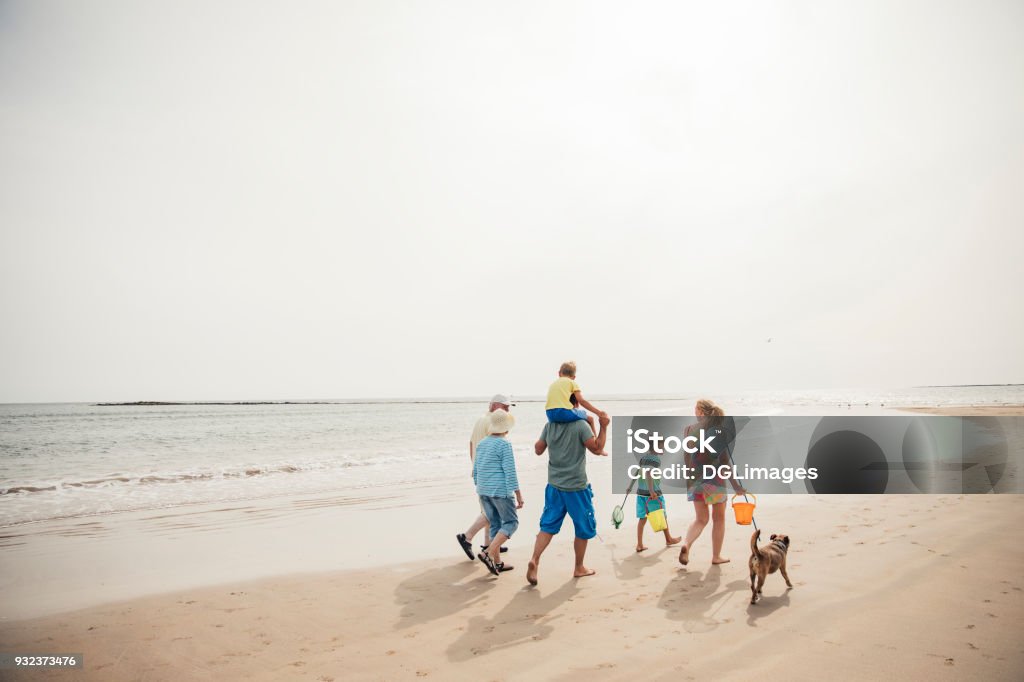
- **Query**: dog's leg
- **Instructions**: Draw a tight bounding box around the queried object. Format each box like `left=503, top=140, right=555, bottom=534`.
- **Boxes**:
left=751, top=570, right=766, bottom=603
left=780, top=557, right=793, bottom=588
left=756, top=571, right=766, bottom=596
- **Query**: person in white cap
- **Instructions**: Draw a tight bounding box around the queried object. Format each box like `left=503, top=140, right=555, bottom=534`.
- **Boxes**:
left=456, top=394, right=513, bottom=560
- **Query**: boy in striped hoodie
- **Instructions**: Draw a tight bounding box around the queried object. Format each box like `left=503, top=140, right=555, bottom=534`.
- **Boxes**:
left=473, top=409, right=524, bottom=576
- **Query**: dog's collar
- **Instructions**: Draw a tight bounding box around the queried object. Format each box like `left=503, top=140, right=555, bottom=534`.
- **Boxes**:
left=771, top=539, right=789, bottom=553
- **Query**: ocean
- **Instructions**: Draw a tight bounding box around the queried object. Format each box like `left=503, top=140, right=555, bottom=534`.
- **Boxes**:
left=2, top=386, right=1022, bottom=528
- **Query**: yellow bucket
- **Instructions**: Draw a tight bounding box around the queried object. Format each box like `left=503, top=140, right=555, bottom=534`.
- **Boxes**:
left=732, top=493, right=757, bottom=525
left=644, top=498, right=667, bottom=532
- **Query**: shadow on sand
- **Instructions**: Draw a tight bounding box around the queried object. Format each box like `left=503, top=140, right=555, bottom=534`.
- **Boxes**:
left=609, top=541, right=672, bottom=581
left=745, top=589, right=792, bottom=626
left=657, top=565, right=749, bottom=632
left=393, top=560, right=495, bottom=630
left=445, top=578, right=582, bottom=662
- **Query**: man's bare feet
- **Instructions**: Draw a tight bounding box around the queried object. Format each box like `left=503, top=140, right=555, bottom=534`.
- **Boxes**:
left=526, top=560, right=539, bottom=586
left=665, top=535, right=682, bottom=546
left=711, top=557, right=731, bottom=565
left=573, top=567, right=596, bottom=578
left=636, top=544, right=648, bottom=553
left=678, top=544, right=689, bottom=565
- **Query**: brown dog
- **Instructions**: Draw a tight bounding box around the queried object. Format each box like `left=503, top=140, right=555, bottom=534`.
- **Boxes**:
left=748, top=529, right=793, bottom=604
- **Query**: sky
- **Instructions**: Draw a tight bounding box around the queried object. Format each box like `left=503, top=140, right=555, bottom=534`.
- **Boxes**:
left=1, top=1, right=1022, bottom=403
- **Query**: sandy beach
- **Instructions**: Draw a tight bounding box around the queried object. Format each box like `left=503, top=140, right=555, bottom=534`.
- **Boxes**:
left=2, top=404, right=1023, bottom=680
left=3, top=490, right=1024, bottom=679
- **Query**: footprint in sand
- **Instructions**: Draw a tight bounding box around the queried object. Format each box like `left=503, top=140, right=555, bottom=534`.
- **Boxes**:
left=967, top=643, right=979, bottom=650
left=944, top=658, right=954, bottom=666
left=966, top=624, right=975, bottom=629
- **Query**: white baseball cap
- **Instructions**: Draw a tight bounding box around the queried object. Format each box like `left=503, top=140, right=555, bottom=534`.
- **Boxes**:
left=490, top=394, right=512, bottom=406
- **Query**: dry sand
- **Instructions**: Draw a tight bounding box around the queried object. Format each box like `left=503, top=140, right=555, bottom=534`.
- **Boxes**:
left=3, top=494, right=1023, bottom=681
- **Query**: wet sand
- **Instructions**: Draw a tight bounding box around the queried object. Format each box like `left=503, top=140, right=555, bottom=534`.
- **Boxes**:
left=896, top=405, right=1024, bottom=416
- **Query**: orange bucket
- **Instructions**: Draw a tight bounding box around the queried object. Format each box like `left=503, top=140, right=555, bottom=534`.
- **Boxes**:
left=732, top=493, right=757, bottom=525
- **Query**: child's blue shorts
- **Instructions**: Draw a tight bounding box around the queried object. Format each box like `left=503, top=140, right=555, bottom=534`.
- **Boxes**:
left=546, top=407, right=588, bottom=423
left=539, top=484, right=597, bottom=539
left=636, top=494, right=665, bottom=519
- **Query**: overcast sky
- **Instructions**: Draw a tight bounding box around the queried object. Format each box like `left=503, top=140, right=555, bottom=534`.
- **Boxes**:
left=1, top=1, right=1022, bottom=403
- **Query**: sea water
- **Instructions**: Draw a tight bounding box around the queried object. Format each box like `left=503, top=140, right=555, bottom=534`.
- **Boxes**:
left=2, top=387, right=1021, bottom=527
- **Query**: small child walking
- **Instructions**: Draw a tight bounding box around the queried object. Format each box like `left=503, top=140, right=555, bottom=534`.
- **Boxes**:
left=636, top=447, right=681, bottom=552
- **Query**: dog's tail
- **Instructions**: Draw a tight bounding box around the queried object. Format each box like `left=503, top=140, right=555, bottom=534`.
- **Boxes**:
left=750, top=529, right=762, bottom=560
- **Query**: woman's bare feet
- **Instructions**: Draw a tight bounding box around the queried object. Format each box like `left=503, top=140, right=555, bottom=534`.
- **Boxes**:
left=678, top=544, right=689, bottom=565
left=526, top=560, right=539, bottom=585
left=665, top=535, right=682, bottom=546
left=636, top=544, right=648, bottom=552
left=573, top=567, right=596, bottom=578
left=711, top=556, right=731, bottom=565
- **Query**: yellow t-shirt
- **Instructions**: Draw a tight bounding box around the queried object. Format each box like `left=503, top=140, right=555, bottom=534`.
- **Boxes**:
left=545, top=376, right=581, bottom=410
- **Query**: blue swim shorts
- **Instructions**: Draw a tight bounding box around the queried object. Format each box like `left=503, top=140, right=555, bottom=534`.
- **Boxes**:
left=546, top=407, right=588, bottom=423
left=539, top=483, right=597, bottom=539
